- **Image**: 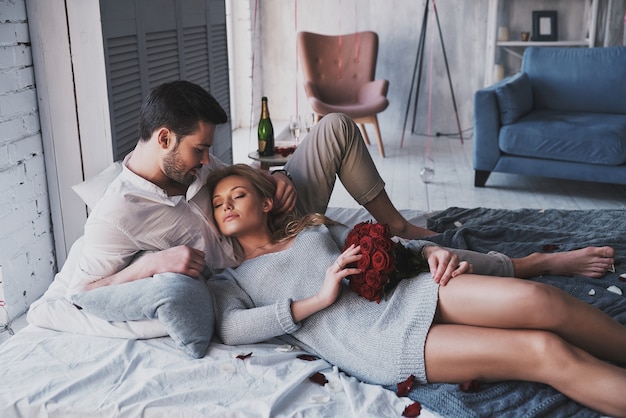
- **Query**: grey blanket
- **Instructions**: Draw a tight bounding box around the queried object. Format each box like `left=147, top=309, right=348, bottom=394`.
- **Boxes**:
left=400, top=207, right=626, bottom=417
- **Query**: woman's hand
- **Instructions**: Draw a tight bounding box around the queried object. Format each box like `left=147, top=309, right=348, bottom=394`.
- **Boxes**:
left=290, top=245, right=361, bottom=323
left=423, top=246, right=472, bottom=286
left=316, top=245, right=362, bottom=307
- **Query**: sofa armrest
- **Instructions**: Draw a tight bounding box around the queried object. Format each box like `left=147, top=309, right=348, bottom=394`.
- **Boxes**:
left=473, top=84, right=503, bottom=173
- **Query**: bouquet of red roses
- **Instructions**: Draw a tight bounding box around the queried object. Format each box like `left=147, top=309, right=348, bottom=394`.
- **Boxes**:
left=342, top=221, right=429, bottom=303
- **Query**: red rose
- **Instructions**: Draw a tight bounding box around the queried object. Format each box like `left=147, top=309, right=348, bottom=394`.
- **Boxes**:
left=373, top=237, right=396, bottom=252
left=359, top=284, right=379, bottom=302
left=353, top=222, right=370, bottom=236
left=357, top=252, right=371, bottom=270
left=371, top=249, right=394, bottom=273
left=349, top=272, right=365, bottom=287
left=369, top=222, right=388, bottom=238
left=364, top=269, right=383, bottom=288
left=359, top=235, right=374, bottom=253
left=345, top=233, right=360, bottom=248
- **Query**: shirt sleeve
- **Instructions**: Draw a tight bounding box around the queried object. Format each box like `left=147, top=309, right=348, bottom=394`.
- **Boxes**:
left=66, top=218, right=140, bottom=296
left=209, top=271, right=301, bottom=345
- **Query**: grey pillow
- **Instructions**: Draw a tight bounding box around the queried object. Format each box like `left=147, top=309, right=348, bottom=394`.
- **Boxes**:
left=495, top=72, right=534, bottom=125
left=72, top=273, right=214, bottom=358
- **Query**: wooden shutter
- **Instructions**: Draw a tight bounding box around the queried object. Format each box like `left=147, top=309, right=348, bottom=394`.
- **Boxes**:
left=100, top=0, right=232, bottom=163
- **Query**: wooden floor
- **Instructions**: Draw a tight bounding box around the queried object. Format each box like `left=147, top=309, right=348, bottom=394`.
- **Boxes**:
left=233, top=123, right=626, bottom=213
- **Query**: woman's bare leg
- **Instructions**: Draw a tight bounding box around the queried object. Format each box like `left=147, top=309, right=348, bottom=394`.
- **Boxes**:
left=436, top=274, right=626, bottom=364
left=424, top=324, right=626, bottom=417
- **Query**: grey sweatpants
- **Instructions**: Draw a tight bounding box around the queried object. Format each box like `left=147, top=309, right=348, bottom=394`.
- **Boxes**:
left=285, top=113, right=515, bottom=278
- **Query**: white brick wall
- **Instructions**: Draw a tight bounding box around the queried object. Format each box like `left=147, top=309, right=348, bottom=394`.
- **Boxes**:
left=0, top=0, right=56, bottom=322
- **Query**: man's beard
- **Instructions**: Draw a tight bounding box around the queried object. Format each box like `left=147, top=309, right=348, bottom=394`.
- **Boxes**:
left=163, top=149, right=197, bottom=186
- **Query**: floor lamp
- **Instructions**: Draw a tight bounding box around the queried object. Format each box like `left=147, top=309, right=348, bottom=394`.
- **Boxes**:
left=400, top=0, right=464, bottom=153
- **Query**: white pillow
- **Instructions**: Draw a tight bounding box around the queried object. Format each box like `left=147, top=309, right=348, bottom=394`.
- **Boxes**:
left=72, top=161, right=123, bottom=209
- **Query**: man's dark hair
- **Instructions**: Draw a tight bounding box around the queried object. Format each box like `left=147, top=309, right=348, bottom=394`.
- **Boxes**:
left=138, top=80, right=228, bottom=141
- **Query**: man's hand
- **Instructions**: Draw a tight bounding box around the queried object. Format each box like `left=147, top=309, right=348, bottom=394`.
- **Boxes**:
left=143, top=246, right=206, bottom=278
left=271, top=171, right=297, bottom=216
left=83, top=245, right=206, bottom=292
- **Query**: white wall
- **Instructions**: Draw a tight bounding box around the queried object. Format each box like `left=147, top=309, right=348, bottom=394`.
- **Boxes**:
left=231, top=0, right=625, bottom=139
left=232, top=0, right=491, bottom=138
left=0, top=0, right=55, bottom=322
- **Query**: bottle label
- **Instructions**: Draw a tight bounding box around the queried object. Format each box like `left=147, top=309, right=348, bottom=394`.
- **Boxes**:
left=258, top=141, right=266, bottom=152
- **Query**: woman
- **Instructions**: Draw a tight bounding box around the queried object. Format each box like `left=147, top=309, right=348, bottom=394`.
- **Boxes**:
left=207, top=164, right=626, bottom=417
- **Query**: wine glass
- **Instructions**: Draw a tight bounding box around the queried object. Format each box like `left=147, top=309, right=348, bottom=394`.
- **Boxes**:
left=289, top=115, right=302, bottom=144
left=304, top=113, right=315, bottom=133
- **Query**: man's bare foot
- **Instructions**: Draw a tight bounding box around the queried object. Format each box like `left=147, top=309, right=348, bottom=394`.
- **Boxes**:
left=545, top=246, right=615, bottom=278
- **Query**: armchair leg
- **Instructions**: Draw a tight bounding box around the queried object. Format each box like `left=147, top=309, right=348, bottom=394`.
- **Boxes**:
left=358, top=124, right=371, bottom=145
left=474, top=170, right=491, bottom=187
left=371, top=116, right=386, bottom=158
left=354, top=115, right=385, bottom=158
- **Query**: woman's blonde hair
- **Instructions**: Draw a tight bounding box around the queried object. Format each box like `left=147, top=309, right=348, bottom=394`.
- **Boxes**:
left=206, top=164, right=340, bottom=242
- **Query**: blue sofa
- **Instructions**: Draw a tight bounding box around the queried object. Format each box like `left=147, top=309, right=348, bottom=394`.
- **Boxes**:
left=473, top=46, right=626, bottom=187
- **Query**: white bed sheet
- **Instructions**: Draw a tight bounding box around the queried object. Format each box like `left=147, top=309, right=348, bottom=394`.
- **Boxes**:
left=0, top=208, right=438, bottom=417
left=0, top=325, right=437, bottom=417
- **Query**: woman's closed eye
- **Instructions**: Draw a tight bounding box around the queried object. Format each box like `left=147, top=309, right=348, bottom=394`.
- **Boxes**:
left=212, top=193, right=246, bottom=209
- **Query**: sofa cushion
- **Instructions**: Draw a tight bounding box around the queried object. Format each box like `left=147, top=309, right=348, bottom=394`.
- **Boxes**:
left=522, top=46, right=626, bottom=114
left=495, top=72, right=533, bottom=125
left=499, top=110, right=626, bottom=165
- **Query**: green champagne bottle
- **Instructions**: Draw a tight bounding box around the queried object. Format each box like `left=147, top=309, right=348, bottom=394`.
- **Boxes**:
left=258, top=96, right=275, bottom=156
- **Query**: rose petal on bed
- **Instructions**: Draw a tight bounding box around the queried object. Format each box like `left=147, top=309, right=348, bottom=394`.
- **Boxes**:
left=297, top=354, right=320, bottom=361
left=607, top=285, right=623, bottom=295
left=588, top=289, right=596, bottom=296
left=309, top=372, right=328, bottom=386
left=310, top=394, right=331, bottom=404
left=619, top=273, right=626, bottom=282
left=542, top=244, right=559, bottom=252
left=325, top=381, right=343, bottom=393
left=275, top=345, right=297, bottom=352
left=397, top=374, right=415, bottom=397
left=454, top=221, right=462, bottom=228
left=402, top=401, right=422, bottom=417
left=236, top=352, right=253, bottom=360
left=220, top=363, right=236, bottom=374
left=460, top=379, right=481, bottom=392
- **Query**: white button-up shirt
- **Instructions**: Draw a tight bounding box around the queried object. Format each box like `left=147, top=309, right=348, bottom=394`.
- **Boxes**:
left=67, top=155, right=240, bottom=296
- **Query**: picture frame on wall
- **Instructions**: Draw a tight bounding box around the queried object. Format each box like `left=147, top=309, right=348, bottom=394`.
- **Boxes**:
left=532, top=11, right=558, bottom=41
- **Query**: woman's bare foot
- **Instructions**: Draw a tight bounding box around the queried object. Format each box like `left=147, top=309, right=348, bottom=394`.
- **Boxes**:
left=514, top=246, right=615, bottom=279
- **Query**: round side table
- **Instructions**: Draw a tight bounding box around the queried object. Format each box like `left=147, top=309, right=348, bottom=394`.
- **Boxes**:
left=248, top=151, right=291, bottom=170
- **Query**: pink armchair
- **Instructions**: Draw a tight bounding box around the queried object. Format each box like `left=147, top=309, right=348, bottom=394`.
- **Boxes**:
left=297, top=31, right=389, bottom=157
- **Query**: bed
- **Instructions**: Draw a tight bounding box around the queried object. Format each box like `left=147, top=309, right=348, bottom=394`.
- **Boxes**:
left=1, top=205, right=626, bottom=417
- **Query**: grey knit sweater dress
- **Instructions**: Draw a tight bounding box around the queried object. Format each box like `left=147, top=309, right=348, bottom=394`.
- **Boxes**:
left=208, top=224, right=440, bottom=386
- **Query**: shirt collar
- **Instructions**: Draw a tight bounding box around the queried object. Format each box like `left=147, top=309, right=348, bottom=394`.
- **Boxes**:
left=121, top=152, right=209, bottom=205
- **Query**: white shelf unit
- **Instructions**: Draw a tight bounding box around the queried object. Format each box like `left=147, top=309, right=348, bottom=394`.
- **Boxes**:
left=484, top=0, right=599, bottom=85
